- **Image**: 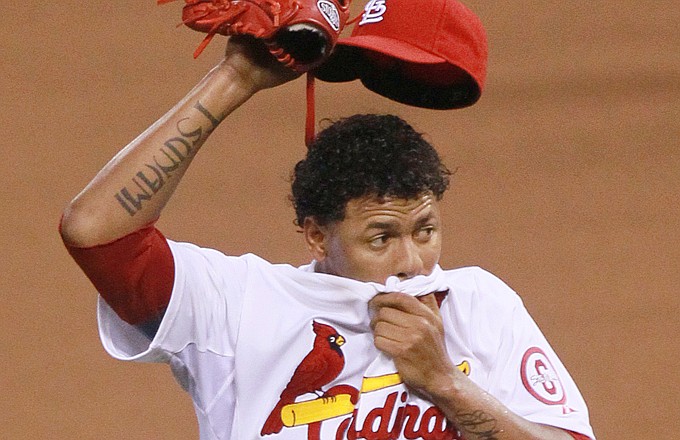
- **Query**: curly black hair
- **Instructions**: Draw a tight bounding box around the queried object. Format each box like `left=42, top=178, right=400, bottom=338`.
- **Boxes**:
left=290, top=114, right=451, bottom=226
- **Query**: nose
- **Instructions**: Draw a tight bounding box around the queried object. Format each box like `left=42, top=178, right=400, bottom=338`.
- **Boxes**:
left=394, top=238, right=424, bottom=280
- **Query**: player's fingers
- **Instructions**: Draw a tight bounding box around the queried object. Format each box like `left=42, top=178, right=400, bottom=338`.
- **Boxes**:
left=417, top=293, right=443, bottom=318
left=372, top=321, right=421, bottom=357
left=417, top=293, right=445, bottom=334
left=371, top=319, right=403, bottom=342
left=370, top=292, right=442, bottom=336
left=369, top=292, right=430, bottom=317
left=369, top=303, right=411, bottom=331
left=372, top=317, right=440, bottom=359
left=373, top=333, right=401, bottom=356
left=371, top=301, right=440, bottom=345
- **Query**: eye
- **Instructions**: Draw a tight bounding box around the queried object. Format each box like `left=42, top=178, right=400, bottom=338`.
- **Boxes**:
left=369, top=234, right=389, bottom=248
left=329, top=336, right=336, bottom=343
left=415, top=226, right=435, bottom=241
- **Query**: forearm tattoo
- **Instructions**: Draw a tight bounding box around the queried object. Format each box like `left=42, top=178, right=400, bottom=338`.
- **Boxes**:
left=114, top=102, right=218, bottom=216
left=455, top=410, right=502, bottom=440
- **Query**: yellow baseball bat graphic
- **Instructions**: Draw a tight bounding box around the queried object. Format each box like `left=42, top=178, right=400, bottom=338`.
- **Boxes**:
left=361, top=373, right=402, bottom=393
left=281, top=394, right=355, bottom=427
left=359, top=361, right=469, bottom=394
left=279, top=362, right=470, bottom=427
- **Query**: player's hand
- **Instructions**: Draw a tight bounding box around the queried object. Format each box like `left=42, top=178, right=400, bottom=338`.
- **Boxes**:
left=220, top=35, right=301, bottom=92
left=369, top=292, right=459, bottom=399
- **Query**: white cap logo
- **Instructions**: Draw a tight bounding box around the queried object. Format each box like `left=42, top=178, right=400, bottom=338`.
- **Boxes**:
left=317, top=0, right=341, bottom=31
left=359, top=0, right=387, bottom=25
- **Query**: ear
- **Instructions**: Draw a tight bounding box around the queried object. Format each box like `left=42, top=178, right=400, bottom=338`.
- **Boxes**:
left=303, top=217, right=328, bottom=262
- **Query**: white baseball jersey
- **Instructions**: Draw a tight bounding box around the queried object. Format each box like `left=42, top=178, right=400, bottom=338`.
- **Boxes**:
left=98, top=240, right=595, bottom=440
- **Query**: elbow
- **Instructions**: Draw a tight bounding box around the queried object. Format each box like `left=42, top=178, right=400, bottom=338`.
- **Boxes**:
left=59, top=198, right=108, bottom=248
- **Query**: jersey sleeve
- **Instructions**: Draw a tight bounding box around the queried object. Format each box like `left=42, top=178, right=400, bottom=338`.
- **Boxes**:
left=98, top=241, right=250, bottom=363
left=62, top=222, right=175, bottom=325
left=473, top=271, right=596, bottom=439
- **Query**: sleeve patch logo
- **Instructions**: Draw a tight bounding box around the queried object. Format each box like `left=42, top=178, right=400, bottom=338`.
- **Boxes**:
left=520, top=347, right=566, bottom=405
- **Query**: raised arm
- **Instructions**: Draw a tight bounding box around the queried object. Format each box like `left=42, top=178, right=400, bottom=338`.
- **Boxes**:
left=61, top=37, right=299, bottom=247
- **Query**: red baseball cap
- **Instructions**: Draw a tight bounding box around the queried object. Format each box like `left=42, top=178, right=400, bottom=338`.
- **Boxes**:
left=313, top=0, right=488, bottom=109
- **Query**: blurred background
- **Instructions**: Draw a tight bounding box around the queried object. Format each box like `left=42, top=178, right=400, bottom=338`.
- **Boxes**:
left=1, top=0, right=678, bottom=438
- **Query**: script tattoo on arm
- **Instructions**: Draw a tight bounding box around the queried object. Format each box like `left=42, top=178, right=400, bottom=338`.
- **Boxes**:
left=114, top=102, right=218, bottom=216
left=455, top=410, right=502, bottom=440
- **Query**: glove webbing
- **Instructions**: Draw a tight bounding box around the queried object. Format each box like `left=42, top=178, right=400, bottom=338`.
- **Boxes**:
left=159, top=0, right=319, bottom=146
left=160, top=0, right=299, bottom=59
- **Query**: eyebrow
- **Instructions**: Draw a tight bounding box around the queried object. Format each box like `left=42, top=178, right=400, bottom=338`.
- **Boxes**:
left=365, top=221, right=398, bottom=231
left=365, top=213, right=436, bottom=232
left=414, top=213, right=436, bottom=228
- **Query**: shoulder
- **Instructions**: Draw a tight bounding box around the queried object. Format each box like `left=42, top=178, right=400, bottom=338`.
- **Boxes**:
left=438, top=267, right=536, bottom=363
left=440, top=266, right=525, bottom=315
left=166, top=240, right=304, bottom=280
left=166, top=240, right=269, bottom=267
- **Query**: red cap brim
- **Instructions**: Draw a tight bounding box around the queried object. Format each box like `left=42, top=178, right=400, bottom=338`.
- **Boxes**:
left=338, top=35, right=447, bottom=65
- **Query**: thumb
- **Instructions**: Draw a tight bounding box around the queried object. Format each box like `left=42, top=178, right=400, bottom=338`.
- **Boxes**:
left=417, top=293, right=440, bottom=314
left=417, top=293, right=446, bottom=335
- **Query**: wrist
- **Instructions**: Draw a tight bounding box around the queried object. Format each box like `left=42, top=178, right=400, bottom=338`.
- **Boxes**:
left=195, top=62, right=260, bottom=123
left=220, top=36, right=301, bottom=92
left=423, top=367, right=469, bottom=408
left=214, top=58, right=263, bottom=94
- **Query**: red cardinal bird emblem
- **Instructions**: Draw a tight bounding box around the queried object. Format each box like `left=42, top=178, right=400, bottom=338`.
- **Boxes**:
left=261, top=321, right=346, bottom=436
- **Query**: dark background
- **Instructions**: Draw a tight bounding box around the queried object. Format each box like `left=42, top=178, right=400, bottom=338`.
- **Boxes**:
left=2, top=1, right=678, bottom=438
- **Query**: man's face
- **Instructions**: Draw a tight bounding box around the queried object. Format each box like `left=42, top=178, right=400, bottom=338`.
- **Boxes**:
left=309, top=193, right=442, bottom=284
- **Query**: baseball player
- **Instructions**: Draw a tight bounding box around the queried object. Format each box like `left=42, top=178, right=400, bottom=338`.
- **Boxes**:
left=60, top=36, right=595, bottom=439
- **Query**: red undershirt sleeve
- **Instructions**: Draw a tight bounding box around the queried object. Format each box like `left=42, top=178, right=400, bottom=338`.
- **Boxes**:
left=61, top=222, right=174, bottom=325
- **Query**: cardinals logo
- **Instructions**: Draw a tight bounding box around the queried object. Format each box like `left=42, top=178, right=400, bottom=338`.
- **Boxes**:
left=359, top=0, right=387, bottom=25
left=261, top=321, right=347, bottom=436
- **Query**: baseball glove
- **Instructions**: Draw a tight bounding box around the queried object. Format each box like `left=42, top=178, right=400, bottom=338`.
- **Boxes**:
left=158, top=0, right=352, bottom=72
